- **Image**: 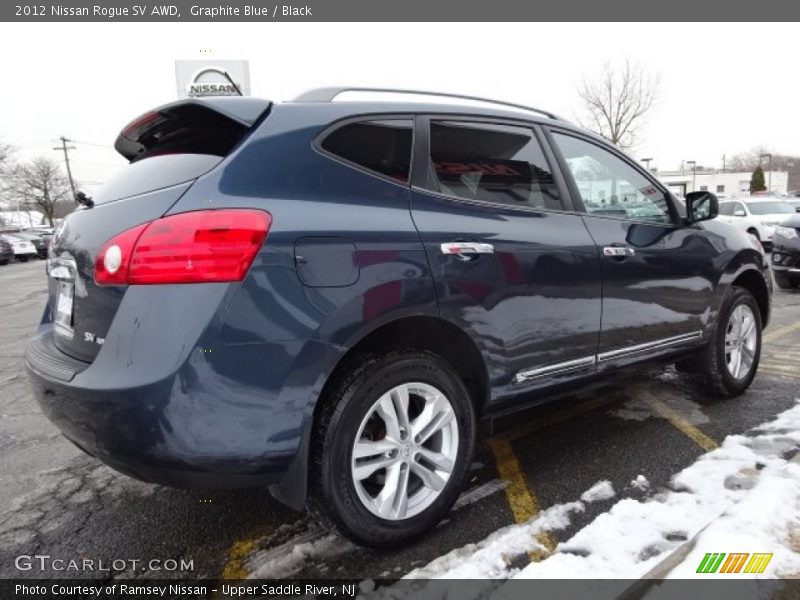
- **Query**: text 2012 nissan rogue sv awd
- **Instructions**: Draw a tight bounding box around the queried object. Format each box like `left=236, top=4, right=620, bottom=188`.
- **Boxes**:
left=26, top=88, right=771, bottom=547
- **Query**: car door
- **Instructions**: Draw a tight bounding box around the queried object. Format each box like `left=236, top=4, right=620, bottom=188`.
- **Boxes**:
left=409, top=117, right=602, bottom=399
left=546, top=129, right=718, bottom=364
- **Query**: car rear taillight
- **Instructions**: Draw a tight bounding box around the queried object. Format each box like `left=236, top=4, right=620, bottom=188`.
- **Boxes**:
left=94, top=209, right=271, bottom=285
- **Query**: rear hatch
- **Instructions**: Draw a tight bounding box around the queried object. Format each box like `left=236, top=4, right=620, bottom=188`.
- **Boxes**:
left=47, top=97, right=270, bottom=362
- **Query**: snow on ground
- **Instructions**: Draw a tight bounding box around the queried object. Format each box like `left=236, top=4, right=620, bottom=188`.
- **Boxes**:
left=0, top=210, right=45, bottom=229
left=383, top=400, right=800, bottom=594
left=403, top=479, right=617, bottom=580
left=514, top=399, right=800, bottom=581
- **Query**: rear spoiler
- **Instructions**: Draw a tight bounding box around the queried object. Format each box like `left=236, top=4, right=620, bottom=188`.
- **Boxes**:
left=115, top=97, right=272, bottom=162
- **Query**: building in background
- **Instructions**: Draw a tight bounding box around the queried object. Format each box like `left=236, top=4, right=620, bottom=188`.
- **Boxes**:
left=656, top=169, right=788, bottom=198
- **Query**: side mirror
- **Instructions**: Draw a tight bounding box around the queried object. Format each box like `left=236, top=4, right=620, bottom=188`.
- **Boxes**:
left=733, top=208, right=747, bottom=217
left=686, top=191, right=718, bottom=223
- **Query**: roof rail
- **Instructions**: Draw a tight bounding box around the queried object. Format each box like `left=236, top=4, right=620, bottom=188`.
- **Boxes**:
left=292, top=87, right=566, bottom=121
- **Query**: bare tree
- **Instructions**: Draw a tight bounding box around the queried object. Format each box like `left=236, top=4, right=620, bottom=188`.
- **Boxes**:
left=9, top=157, right=73, bottom=226
left=0, top=138, right=16, bottom=210
left=0, top=138, right=12, bottom=167
left=577, top=60, right=660, bottom=149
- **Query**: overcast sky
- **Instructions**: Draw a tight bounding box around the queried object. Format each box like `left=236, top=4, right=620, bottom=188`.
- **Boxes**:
left=0, top=22, right=797, bottom=190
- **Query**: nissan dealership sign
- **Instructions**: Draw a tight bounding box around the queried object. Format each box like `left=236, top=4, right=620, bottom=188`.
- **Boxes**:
left=175, top=60, right=250, bottom=98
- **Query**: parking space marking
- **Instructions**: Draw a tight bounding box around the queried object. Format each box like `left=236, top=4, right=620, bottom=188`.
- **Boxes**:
left=486, top=437, right=556, bottom=559
left=761, top=346, right=800, bottom=371
left=763, top=321, right=800, bottom=344
left=221, top=537, right=259, bottom=579
left=481, top=392, right=626, bottom=560
left=640, top=392, right=718, bottom=452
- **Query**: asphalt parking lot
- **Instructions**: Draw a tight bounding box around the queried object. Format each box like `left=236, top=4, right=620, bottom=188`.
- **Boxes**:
left=0, top=258, right=798, bottom=581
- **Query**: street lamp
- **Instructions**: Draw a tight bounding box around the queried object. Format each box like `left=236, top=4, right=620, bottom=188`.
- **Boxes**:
left=686, top=160, right=697, bottom=192
left=640, top=157, right=653, bottom=172
left=759, top=153, right=773, bottom=192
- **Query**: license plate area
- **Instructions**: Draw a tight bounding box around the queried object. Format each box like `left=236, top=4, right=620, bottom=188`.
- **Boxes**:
left=54, top=280, right=75, bottom=339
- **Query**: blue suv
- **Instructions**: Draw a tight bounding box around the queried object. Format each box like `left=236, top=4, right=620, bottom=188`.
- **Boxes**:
left=26, top=88, right=771, bottom=547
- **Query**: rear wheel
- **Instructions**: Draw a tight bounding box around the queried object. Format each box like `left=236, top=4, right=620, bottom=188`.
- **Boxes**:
left=676, top=286, right=762, bottom=397
left=774, top=272, right=800, bottom=289
left=309, top=350, right=476, bottom=548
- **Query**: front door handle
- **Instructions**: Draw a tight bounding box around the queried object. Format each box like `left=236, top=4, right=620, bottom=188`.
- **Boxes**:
left=603, top=245, right=635, bottom=260
left=441, top=242, right=495, bottom=259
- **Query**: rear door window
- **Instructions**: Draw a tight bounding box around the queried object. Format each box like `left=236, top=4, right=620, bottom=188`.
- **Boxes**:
left=321, top=119, right=413, bottom=182
left=425, top=120, right=562, bottom=211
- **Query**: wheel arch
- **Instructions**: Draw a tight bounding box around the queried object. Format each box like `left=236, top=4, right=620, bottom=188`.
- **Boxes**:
left=318, top=315, right=491, bottom=418
left=731, top=267, right=770, bottom=328
left=269, top=315, right=490, bottom=512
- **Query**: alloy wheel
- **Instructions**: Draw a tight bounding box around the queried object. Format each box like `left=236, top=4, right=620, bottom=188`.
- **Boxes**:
left=351, top=382, right=459, bottom=520
left=725, top=304, right=758, bottom=379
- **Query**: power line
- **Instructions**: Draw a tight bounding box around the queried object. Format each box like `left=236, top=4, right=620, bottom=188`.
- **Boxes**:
left=70, top=139, right=115, bottom=149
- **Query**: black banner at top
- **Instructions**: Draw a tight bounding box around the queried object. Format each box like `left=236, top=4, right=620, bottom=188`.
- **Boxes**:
left=3, top=0, right=800, bottom=22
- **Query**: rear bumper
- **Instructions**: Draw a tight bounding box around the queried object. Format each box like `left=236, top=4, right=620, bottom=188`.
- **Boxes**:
left=25, top=324, right=337, bottom=494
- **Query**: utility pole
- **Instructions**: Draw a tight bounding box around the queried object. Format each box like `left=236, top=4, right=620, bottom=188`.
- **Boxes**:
left=53, top=136, right=77, bottom=199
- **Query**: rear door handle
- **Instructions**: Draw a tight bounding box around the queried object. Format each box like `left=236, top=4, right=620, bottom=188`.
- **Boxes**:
left=441, top=242, right=495, bottom=258
left=603, top=245, right=635, bottom=259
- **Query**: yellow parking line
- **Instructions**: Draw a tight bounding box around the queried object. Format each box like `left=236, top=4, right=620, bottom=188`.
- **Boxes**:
left=487, top=436, right=556, bottom=560
left=221, top=537, right=258, bottom=579
left=484, top=392, right=625, bottom=561
left=764, top=321, right=800, bottom=344
left=640, top=392, right=719, bottom=452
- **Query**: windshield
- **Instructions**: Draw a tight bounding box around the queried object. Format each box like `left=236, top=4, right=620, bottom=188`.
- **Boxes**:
left=748, top=201, right=795, bottom=215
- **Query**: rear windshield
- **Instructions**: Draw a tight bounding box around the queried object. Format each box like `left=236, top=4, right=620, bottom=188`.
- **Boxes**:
left=91, top=154, right=222, bottom=205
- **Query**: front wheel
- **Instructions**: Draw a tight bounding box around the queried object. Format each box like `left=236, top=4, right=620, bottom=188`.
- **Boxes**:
left=309, top=351, right=476, bottom=548
left=677, top=286, right=762, bottom=396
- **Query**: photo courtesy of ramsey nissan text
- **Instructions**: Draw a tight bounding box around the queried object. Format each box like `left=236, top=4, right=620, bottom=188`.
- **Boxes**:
left=1, top=2, right=800, bottom=599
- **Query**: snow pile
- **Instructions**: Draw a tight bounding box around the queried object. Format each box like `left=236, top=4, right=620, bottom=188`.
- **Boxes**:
left=0, top=210, right=45, bottom=228
left=580, top=480, right=616, bottom=503
left=631, top=475, right=650, bottom=492
left=404, top=479, right=617, bottom=580
left=514, top=400, right=800, bottom=580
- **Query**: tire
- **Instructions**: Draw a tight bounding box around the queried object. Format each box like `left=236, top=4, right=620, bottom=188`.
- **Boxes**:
left=309, top=350, right=476, bottom=548
left=0, top=260, right=8, bottom=266
left=676, top=286, right=762, bottom=397
left=17, top=256, right=28, bottom=262
left=774, top=272, right=800, bottom=290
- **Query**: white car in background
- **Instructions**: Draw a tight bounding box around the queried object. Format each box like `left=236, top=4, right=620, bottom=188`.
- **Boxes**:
left=716, top=198, right=796, bottom=249
left=0, top=233, right=37, bottom=261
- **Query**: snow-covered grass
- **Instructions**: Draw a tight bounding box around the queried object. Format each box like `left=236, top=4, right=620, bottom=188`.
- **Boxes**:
left=515, top=400, right=800, bottom=580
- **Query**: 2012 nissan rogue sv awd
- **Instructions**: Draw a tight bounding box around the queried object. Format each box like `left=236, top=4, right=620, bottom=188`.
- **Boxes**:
left=26, top=88, right=771, bottom=547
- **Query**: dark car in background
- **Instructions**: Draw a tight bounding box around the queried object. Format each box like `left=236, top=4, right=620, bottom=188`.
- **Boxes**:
left=25, top=89, right=771, bottom=547
left=771, top=214, right=800, bottom=289
left=0, top=237, right=12, bottom=265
